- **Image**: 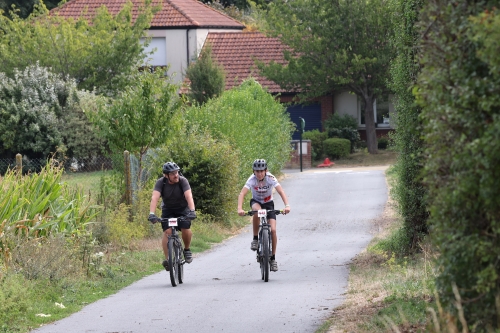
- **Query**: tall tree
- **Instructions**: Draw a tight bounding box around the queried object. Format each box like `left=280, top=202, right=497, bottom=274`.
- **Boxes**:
left=185, top=42, right=226, bottom=105
left=0, top=0, right=61, bottom=18
left=258, top=0, right=396, bottom=153
left=0, top=1, right=158, bottom=96
left=88, top=69, right=182, bottom=181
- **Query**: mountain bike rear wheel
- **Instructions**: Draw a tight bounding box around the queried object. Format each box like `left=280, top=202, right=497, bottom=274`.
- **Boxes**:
left=168, top=238, right=179, bottom=287
left=261, top=229, right=270, bottom=282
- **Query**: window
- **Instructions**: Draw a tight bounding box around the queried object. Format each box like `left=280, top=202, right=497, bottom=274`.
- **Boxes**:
left=358, top=95, right=391, bottom=127
left=140, top=37, right=167, bottom=66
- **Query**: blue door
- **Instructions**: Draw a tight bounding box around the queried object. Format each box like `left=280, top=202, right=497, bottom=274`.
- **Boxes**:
left=287, top=103, right=322, bottom=140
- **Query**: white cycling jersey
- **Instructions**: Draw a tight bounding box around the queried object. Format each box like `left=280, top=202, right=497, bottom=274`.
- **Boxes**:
left=244, top=172, right=280, bottom=204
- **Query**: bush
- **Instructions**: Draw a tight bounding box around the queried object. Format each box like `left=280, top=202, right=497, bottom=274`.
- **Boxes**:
left=184, top=79, right=294, bottom=184
left=324, top=113, right=358, bottom=130
left=148, top=127, right=240, bottom=225
left=0, top=273, right=29, bottom=329
left=377, top=136, right=389, bottom=150
left=328, top=127, right=361, bottom=153
left=185, top=42, right=225, bottom=105
left=302, top=129, right=328, bottom=160
left=323, top=138, right=350, bottom=159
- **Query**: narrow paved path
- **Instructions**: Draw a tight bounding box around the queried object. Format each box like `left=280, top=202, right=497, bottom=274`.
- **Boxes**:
left=32, top=166, right=388, bottom=333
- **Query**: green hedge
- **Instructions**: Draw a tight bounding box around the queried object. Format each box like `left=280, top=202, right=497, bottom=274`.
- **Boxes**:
left=302, top=129, right=328, bottom=160
left=148, top=127, right=239, bottom=225
left=323, top=138, right=350, bottom=159
left=417, top=0, right=500, bottom=327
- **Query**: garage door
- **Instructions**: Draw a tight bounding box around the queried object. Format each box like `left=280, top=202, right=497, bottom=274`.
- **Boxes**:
left=287, top=103, right=322, bottom=140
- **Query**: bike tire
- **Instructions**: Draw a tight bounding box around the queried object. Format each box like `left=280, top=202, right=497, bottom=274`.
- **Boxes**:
left=261, top=229, right=270, bottom=282
left=177, top=244, right=184, bottom=284
left=168, top=238, right=179, bottom=287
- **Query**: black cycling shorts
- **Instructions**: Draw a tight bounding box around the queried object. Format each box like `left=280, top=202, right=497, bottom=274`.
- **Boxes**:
left=161, top=207, right=192, bottom=231
left=249, top=199, right=277, bottom=220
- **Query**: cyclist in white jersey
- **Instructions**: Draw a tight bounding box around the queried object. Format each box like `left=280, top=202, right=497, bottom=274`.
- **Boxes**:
left=237, top=159, right=291, bottom=271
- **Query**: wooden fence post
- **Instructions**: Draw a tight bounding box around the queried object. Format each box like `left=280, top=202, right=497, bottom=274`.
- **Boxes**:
left=15, top=153, right=22, bottom=175
left=124, top=150, right=132, bottom=206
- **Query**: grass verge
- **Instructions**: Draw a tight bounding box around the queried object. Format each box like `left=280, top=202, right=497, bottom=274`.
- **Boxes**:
left=314, top=149, right=398, bottom=168
left=2, top=217, right=246, bottom=333
left=322, top=166, right=436, bottom=333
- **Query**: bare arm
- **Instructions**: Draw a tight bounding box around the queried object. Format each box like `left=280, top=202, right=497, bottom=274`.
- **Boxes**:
left=237, top=187, right=249, bottom=216
left=184, top=189, right=195, bottom=210
left=149, top=190, right=161, bottom=214
left=275, top=185, right=291, bottom=214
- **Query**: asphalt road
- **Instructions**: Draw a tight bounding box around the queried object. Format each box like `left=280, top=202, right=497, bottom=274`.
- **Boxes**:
left=32, top=166, right=388, bottom=333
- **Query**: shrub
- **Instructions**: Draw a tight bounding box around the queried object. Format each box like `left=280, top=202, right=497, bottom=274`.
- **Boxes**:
left=0, top=273, right=29, bottom=328
left=302, top=129, right=328, bottom=160
left=185, top=42, right=225, bottom=105
left=147, top=127, right=240, bottom=225
left=323, top=138, right=350, bottom=159
left=328, top=127, right=361, bottom=153
left=324, top=113, right=358, bottom=130
left=184, top=79, right=294, bottom=184
left=377, top=136, right=389, bottom=150
left=106, top=204, right=147, bottom=249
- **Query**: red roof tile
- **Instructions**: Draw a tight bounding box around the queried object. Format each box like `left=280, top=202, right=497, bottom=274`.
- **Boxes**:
left=52, top=0, right=245, bottom=29
left=197, top=31, right=291, bottom=94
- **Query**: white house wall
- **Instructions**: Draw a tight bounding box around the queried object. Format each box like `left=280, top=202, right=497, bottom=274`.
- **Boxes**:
left=334, top=91, right=358, bottom=119
left=144, top=28, right=243, bottom=84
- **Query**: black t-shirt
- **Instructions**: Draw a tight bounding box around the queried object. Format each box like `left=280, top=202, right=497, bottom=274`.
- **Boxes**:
left=153, top=176, right=191, bottom=210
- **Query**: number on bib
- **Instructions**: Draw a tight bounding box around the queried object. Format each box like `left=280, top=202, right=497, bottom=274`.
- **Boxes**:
left=257, top=209, right=267, bottom=217
left=168, top=218, right=178, bottom=227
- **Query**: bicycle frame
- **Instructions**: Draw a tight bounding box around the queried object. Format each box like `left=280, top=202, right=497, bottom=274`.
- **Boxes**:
left=246, top=209, right=283, bottom=282
left=159, top=217, right=186, bottom=287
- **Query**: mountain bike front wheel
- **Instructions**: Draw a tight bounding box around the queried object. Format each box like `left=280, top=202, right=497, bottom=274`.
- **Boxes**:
left=261, top=229, right=270, bottom=282
left=168, top=238, right=179, bottom=287
left=177, top=247, right=184, bottom=284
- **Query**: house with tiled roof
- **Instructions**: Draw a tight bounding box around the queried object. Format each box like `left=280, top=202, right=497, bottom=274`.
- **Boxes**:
left=194, top=31, right=394, bottom=140
left=51, top=0, right=394, bottom=141
left=52, top=0, right=244, bottom=83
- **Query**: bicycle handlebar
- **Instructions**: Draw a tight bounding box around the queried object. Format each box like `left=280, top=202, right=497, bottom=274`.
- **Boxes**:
left=152, top=216, right=192, bottom=223
left=245, top=209, right=285, bottom=216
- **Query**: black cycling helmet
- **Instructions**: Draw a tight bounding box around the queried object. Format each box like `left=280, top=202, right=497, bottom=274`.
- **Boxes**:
left=252, top=159, right=267, bottom=171
left=162, top=162, right=180, bottom=174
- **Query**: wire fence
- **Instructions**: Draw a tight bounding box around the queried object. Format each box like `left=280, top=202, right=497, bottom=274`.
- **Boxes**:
left=0, top=155, right=118, bottom=175
left=0, top=152, right=157, bottom=207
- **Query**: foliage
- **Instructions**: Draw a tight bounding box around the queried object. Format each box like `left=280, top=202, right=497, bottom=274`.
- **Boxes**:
left=0, top=161, right=95, bottom=266
left=0, top=1, right=157, bottom=96
left=60, top=90, right=109, bottom=160
left=184, top=79, right=294, bottom=183
left=106, top=204, right=148, bottom=249
left=328, top=128, right=361, bottom=153
left=389, top=0, right=428, bottom=256
left=0, top=0, right=61, bottom=18
left=323, top=138, right=350, bottom=160
left=302, top=129, right=328, bottom=160
left=417, top=0, right=500, bottom=328
left=258, top=0, right=396, bottom=153
left=377, top=137, right=389, bottom=150
left=185, top=42, right=226, bottom=106
left=0, top=63, right=71, bottom=158
left=89, top=70, right=182, bottom=182
left=324, top=113, right=358, bottom=130
left=147, top=127, right=240, bottom=224
left=0, top=273, right=29, bottom=330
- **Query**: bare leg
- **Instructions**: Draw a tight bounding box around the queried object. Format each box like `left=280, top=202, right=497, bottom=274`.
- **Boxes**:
left=162, top=229, right=172, bottom=259
left=269, top=218, right=277, bottom=255
left=181, top=228, right=193, bottom=249
left=251, top=202, right=262, bottom=237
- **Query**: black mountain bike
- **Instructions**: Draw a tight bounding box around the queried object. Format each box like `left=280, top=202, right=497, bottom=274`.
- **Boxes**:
left=155, top=216, right=190, bottom=287
left=246, top=209, right=283, bottom=282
